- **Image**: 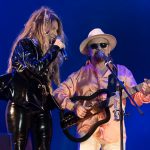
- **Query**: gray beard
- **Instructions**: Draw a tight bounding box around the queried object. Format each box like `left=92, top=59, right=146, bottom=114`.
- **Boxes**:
left=94, top=51, right=105, bottom=62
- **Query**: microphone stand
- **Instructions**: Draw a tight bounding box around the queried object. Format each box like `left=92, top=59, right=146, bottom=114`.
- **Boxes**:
left=102, top=54, right=143, bottom=150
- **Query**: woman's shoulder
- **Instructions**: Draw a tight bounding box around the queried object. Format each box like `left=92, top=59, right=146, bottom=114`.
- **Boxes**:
left=18, top=37, right=39, bottom=47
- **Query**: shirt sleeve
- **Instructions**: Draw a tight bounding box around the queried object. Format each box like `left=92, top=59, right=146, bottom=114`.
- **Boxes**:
left=12, top=38, right=60, bottom=74
left=133, top=92, right=150, bottom=106
left=119, top=65, right=150, bottom=106
left=53, top=70, right=81, bottom=111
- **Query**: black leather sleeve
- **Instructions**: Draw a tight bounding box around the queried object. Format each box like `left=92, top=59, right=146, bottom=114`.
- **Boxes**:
left=12, top=38, right=60, bottom=74
left=0, top=73, right=12, bottom=100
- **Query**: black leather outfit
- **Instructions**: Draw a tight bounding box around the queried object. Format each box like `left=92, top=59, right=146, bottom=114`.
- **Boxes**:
left=3, top=38, right=60, bottom=150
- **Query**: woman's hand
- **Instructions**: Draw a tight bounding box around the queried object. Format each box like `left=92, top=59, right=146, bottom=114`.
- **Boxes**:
left=54, top=37, right=65, bottom=49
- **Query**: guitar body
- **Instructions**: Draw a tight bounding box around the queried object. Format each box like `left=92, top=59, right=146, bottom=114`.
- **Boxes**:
left=60, top=89, right=111, bottom=142
left=60, top=107, right=110, bottom=142
left=59, top=80, right=150, bottom=142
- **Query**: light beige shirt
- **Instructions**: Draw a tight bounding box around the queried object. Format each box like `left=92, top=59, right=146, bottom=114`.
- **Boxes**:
left=53, top=62, right=150, bottom=144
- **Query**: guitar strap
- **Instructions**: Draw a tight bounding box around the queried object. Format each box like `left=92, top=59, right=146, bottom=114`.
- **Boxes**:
left=107, top=64, right=118, bottom=96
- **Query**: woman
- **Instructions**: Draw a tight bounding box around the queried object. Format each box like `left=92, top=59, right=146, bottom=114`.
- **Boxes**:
left=6, top=6, right=65, bottom=150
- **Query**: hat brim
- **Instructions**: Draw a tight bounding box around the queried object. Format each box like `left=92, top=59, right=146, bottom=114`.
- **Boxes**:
left=80, top=34, right=117, bottom=55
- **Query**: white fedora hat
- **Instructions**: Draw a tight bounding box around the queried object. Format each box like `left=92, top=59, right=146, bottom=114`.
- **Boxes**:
left=80, top=28, right=117, bottom=55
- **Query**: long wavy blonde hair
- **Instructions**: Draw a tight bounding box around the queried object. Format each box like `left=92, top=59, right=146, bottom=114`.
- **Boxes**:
left=7, top=6, right=65, bottom=86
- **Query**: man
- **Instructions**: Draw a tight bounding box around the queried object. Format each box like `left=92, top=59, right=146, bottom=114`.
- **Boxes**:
left=53, top=28, right=150, bottom=150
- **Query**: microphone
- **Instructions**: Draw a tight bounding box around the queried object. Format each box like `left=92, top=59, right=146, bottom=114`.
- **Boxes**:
left=97, top=49, right=112, bottom=63
left=60, top=48, right=68, bottom=60
left=55, top=36, right=68, bottom=61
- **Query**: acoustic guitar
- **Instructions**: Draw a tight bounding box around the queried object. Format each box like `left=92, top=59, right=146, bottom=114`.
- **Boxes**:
left=60, top=80, right=149, bottom=142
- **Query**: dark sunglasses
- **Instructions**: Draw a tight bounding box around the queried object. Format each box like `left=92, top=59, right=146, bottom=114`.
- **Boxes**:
left=89, top=43, right=108, bottom=49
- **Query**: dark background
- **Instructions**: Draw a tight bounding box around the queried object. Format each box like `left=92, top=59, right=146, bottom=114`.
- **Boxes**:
left=0, top=0, right=150, bottom=149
